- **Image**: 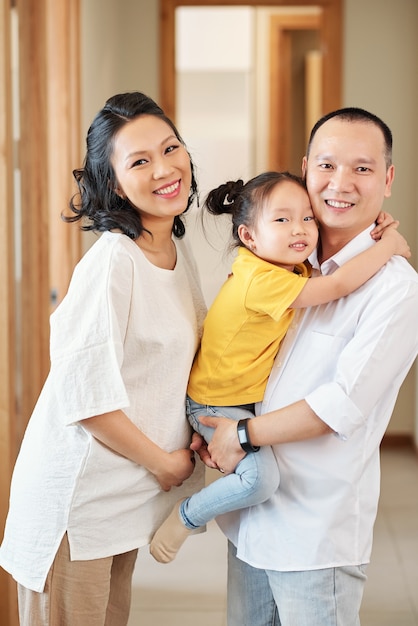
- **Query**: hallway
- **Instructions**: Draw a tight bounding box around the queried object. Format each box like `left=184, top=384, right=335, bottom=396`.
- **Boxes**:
left=128, top=445, right=418, bottom=626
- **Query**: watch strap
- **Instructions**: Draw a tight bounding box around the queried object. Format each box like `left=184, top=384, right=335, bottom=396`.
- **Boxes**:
left=237, top=418, right=260, bottom=453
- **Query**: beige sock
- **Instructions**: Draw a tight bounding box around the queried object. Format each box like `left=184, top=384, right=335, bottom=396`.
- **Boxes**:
left=149, top=499, right=194, bottom=563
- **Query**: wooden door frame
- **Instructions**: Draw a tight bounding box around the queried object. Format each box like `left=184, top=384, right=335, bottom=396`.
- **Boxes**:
left=46, top=0, right=82, bottom=312
left=0, top=2, right=81, bottom=623
left=17, top=0, right=81, bottom=428
left=269, top=11, right=322, bottom=170
left=159, top=0, right=342, bottom=129
left=0, top=0, right=18, bottom=623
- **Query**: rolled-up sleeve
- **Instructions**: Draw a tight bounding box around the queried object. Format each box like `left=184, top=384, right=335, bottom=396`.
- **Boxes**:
left=306, top=279, right=418, bottom=439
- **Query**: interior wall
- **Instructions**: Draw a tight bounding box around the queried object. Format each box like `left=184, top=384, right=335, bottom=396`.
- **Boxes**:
left=81, top=0, right=159, bottom=120
left=80, top=0, right=418, bottom=438
left=176, top=6, right=254, bottom=306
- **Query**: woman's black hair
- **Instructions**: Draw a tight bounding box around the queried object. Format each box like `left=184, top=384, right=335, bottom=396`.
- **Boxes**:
left=205, top=171, right=307, bottom=248
left=64, top=91, right=198, bottom=239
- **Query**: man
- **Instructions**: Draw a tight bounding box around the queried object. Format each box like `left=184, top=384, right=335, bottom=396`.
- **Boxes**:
left=198, top=108, right=418, bottom=625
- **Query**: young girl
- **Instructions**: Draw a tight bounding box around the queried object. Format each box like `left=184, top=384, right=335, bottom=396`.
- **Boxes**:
left=150, top=170, right=410, bottom=564
left=0, top=92, right=206, bottom=625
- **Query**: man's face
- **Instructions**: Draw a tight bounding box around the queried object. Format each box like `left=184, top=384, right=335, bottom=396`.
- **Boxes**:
left=302, top=118, right=394, bottom=244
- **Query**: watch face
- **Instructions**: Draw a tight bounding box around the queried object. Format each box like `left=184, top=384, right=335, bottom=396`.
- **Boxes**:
left=237, top=419, right=259, bottom=453
left=238, top=422, right=248, bottom=446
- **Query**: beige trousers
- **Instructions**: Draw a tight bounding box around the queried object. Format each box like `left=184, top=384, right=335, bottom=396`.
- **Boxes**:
left=17, top=533, right=138, bottom=626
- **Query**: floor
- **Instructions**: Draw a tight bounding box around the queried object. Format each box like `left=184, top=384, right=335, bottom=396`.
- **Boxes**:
left=128, top=445, right=418, bottom=626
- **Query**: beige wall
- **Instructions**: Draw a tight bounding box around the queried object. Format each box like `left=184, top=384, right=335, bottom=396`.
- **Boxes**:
left=81, top=0, right=159, bottom=139
left=80, top=0, right=418, bottom=437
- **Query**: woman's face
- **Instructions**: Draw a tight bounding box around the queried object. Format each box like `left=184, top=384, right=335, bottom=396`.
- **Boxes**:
left=111, top=114, right=192, bottom=230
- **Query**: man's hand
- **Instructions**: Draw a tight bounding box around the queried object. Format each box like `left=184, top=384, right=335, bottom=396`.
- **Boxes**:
left=199, top=416, right=246, bottom=474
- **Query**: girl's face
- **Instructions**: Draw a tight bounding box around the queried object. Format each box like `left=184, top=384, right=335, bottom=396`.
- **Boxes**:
left=111, top=114, right=192, bottom=231
left=239, top=180, right=319, bottom=271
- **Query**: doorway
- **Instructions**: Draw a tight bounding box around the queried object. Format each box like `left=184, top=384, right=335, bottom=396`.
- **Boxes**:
left=159, top=0, right=342, bottom=171
left=160, top=1, right=342, bottom=305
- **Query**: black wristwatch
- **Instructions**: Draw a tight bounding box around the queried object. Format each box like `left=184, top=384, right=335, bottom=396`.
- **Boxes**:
left=237, top=418, right=260, bottom=453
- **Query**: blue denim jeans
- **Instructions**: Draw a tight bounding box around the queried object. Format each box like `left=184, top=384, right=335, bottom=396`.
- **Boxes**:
left=227, top=541, right=367, bottom=626
left=181, top=397, right=280, bottom=529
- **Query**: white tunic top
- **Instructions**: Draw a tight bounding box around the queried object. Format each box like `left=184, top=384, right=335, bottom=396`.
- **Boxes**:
left=0, top=232, right=207, bottom=592
left=218, top=226, right=418, bottom=571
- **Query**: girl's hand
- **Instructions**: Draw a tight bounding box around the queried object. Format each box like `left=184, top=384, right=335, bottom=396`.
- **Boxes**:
left=190, top=431, right=218, bottom=469
left=199, top=415, right=246, bottom=474
left=370, top=211, right=399, bottom=240
left=154, top=448, right=196, bottom=492
left=381, top=224, right=411, bottom=259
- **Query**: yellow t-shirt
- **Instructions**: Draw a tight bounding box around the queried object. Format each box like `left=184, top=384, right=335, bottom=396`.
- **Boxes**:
left=188, top=247, right=310, bottom=406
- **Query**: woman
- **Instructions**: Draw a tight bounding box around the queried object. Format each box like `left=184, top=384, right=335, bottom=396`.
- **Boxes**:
left=0, top=91, right=206, bottom=625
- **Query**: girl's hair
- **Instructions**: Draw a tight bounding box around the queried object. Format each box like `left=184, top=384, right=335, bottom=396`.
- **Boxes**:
left=64, top=91, right=198, bottom=239
left=205, top=171, right=306, bottom=248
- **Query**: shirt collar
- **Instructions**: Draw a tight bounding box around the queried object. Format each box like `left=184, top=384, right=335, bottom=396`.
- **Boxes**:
left=309, top=224, right=376, bottom=276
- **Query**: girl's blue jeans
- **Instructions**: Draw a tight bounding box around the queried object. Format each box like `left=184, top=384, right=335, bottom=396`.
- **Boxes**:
left=181, top=396, right=280, bottom=529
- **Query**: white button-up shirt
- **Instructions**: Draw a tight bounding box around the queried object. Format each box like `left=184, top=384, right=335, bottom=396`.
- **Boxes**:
left=219, top=226, right=418, bottom=571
